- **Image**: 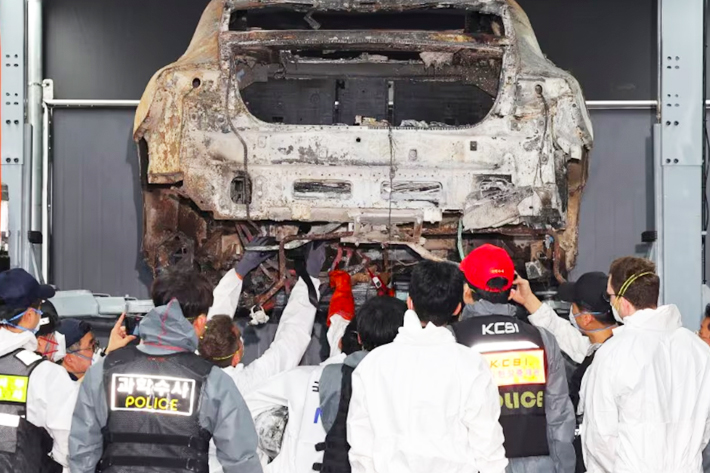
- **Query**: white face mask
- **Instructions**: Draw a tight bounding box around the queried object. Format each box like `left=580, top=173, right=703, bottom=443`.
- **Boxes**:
left=37, top=331, right=67, bottom=362
left=568, top=307, right=580, bottom=330
left=612, top=305, right=624, bottom=324
left=51, top=332, right=67, bottom=362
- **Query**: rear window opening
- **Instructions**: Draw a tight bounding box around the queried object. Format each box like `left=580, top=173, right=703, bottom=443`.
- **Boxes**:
left=239, top=51, right=501, bottom=127
left=241, top=78, right=495, bottom=127
left=229, top=7, right=504, bottom=36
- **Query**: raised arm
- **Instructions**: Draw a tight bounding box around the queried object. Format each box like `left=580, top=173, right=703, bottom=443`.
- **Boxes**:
left=235, top=243, right=326, bottom=394
left=511, top=276, right=590, bottom=363
left=209, top=236, right=275, bottom=319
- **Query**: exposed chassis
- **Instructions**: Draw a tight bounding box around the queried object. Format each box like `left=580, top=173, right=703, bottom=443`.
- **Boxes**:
left=134, top=0, right=593, bottom=299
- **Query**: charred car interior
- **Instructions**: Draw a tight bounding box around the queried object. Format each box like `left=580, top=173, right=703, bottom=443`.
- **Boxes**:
left=134, top=0, right=593, bottom=313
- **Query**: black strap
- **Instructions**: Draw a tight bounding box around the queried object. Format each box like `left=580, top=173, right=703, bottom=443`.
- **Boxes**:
left=294, top=256, right=319, bottom=308
left=99, top=456, right=207, bottom=473
left=104, top=432, right=209, bottom=451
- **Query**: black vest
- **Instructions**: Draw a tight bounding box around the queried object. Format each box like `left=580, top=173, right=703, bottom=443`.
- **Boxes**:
left=0, top=349, right=61, bottom=473
left=99, top=346, right=214, bottom=473
left=318, top=364, right=355, bottom=473
left=571, top=347, right=604, bottom=473
left=453, top=315, right=550, bottom=458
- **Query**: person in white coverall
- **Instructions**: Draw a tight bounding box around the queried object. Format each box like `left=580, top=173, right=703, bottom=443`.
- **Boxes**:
left=240, top=296, right=406, bottom=473
left=241, top=344, right=347, bottom=472
left=0, top=268, right=79, bottom=472
left=199, top=240, right=327, bottom=472
left=151, top=238, right=326, bottom=396
left=206, top=238, right=326, bottom=394
left=581, top=257, right=710, bottom=472
left=347, top=261, right=508, bottom=473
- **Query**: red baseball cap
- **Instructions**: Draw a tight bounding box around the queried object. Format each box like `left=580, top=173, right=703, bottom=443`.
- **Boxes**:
left=459, top=244, right=515, bottom=292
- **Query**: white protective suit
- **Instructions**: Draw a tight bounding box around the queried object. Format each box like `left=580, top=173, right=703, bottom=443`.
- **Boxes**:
left=208, top=270, right=321, bottom=395
left=0, top=329, right=79, bottom=471
left=347, top=310, right=508, bottom=473
left=207, top=270, right=322, bottom=473
left=528, top=303, right=591, bottom=364
left=245, top=353, right=346, bottom=473
left=580, top=304, right=710, bottom=472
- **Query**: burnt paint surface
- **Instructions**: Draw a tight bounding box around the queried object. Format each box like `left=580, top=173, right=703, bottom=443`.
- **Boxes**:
left=134, top=0, right=593, bottom=288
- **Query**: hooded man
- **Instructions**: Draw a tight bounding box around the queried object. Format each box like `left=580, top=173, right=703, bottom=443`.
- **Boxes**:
left=0, top=268, right=79, bottom=472
left=580, top=257, right=710, bottom=472
left=69, top=300, right=262, bottom=473
left=453, top=244, right=575, bottom=473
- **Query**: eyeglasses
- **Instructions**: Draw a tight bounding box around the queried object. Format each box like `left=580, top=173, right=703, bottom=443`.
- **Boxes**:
left=603, top=292, right=617, bottom=303
left=73, top=338, right=99, bottom=354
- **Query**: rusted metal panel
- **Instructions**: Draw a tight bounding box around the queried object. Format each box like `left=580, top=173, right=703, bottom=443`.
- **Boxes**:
left=134, top=0, right=593, bottom=290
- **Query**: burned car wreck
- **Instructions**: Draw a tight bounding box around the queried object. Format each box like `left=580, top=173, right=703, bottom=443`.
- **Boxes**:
left=134, top=0, right=593, bottom=310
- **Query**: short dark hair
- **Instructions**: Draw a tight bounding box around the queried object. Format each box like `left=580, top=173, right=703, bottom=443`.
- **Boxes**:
left=356, top=296, right=406, bottom=351
left=198, top=315, right=239, bottom=368
left=471, top=277, right=511, bottom=304
left=340, top=317, right=361, bottom=355
left=705, top=303, right=710, bottom=319
left=409, top=261, right=464, bottom=326
left=609, top=257, right=659, bottom=310
left=151, top=268, right=214, bottom=320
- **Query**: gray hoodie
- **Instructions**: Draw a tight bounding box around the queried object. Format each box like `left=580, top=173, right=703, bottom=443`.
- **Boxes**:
left=464, top=301, right=576, bottom=473
left=69, top=301, right=263, bottom=473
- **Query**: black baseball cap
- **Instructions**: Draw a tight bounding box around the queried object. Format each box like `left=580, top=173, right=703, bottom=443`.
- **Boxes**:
left=557, top=272, right=611, bottom=314
left=56, top=319, right=93, bottom=348
left=0, top=269, right=55, bottom=311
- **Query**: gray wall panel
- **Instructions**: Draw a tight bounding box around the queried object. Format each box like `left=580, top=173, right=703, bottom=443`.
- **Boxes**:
left=50, top=109, right=656, bottom=296
left=44, top=0, right=210, bottom=100
left=44, top=0, right=657, bottom=101
left=571, top=110, right=656, bottom=279
left=51, top=109, right=151, bottom=297
left=518, top=0, right=658, bottom=100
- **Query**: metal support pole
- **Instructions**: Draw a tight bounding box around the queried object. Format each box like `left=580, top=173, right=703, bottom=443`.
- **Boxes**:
left=41, top=101, right=49, bottom=282
left=658, top=0, right=705, bottom=327
left=0, top=0, right=29, bottom=273
left=27, top=0, right=43, bottom=279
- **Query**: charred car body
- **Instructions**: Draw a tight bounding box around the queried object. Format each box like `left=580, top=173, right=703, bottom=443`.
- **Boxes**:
left=134, top=0, right=592, bottom=309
